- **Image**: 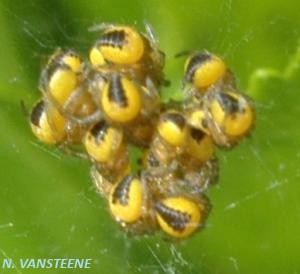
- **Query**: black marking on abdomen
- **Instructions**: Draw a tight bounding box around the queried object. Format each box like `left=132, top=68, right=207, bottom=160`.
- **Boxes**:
left=31, top=100, right=45, bottom=127
left=162, top=112, right=186, bottom=129
left=155, top=201, right=192, bottom=232
left=90, top=120, right=108, bottom=143
left=108, top=74, right=128, bottom=107
left=185, top=53, right=212, bottom=83
left=190, top=127, right=205, bottom=143
left=218, top=92, right=239, bottom=114
left=40, top=63, right=69, bottom=92
left=112, top=175, right=135, bottom=205
left=99, top=30, right=126, bottom=49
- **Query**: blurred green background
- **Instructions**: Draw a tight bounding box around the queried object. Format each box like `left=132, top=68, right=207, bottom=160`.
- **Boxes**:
left=0, top=0, right=300, bottom=273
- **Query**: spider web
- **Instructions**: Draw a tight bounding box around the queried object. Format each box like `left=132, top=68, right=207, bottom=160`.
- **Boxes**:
left=0, top=0, right=299, bottom=274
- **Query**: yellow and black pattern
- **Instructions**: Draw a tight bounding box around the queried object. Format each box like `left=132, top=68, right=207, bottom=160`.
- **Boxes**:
left=29, top=23, right=255, bottom=239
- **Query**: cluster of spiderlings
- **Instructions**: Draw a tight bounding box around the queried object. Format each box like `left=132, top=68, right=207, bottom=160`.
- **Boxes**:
left=29, top=23, right=255, bottom=239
